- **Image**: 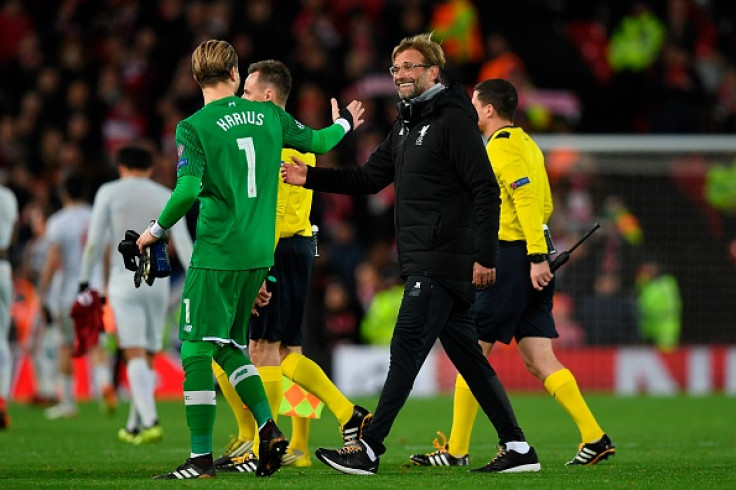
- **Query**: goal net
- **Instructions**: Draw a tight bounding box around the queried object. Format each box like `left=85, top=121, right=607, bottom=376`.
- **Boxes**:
left=535, top=135, right=736, bottom=348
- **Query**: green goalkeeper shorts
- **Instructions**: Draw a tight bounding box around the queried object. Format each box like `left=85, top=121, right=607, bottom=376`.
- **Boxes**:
left=179, top=267, right=268, bottom=348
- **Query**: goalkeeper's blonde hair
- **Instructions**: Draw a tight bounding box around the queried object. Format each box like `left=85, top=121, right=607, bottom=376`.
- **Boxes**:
left=191, top=39, right=238, bottom=88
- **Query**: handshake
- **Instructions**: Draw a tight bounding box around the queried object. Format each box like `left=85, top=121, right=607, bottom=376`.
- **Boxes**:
left=117, top=229, right=172, bottom=288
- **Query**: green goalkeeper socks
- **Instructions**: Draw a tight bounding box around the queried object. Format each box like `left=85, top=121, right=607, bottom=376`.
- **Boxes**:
left=181, top=342, right=216, bottom=455
left=179, top=341, right=274, bottom=456
left=213, top=344, right=272, bottom=427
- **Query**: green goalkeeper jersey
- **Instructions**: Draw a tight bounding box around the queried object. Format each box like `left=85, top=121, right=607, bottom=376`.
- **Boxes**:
left=171, top=95, right=345, bottom=270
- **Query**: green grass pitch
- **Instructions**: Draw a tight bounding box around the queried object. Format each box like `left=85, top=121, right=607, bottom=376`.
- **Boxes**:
left=2, top=393, right=734, bottom=488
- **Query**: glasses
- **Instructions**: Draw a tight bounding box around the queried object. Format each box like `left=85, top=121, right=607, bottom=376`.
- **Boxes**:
left=389, top=62, right=432, bottom=76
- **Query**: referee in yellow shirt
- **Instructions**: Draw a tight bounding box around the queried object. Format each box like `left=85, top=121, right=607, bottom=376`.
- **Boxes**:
left=411, top=78, right=615, bottom=467
left=211, top=60, right=371, bottom=472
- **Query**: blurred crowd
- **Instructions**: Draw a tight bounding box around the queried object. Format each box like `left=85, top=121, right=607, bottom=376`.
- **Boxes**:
left=3, top=0, right=736, bottom=372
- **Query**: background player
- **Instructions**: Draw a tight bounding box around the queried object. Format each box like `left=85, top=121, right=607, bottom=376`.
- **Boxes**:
left=79, top=145, right=193, bottom=444
left=0, top=182, right=19, bottom=428
left=38, top=172, right=112, bottom=420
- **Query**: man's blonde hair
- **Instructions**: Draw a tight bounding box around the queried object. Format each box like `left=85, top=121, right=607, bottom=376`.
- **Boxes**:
left=191, top=39, right=238, bottom=88
left=391, top=32, right=446, bottom=70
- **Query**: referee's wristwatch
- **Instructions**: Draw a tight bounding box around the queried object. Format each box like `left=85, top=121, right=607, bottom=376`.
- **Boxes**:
left=528, top=253, right=548, bottom=264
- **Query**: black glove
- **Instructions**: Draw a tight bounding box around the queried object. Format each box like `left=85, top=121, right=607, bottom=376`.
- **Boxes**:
left=140, top=240, right=171, bottom=286
left=117, top=229, right=171, bottom=288
left=338, top=107, right=354, bottom=130
left=118, top=230, right=144, bottom=287
left=118, top=230, right=141, bottom=272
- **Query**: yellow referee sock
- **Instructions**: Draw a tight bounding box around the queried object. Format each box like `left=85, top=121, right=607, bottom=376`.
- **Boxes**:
left=258, top=365, right=283, bottom=424
left=251, top=365, right=283, bottom=459
left=447, top=374, right=479, bottom=457
left=544, top=368, right=604, bottom=443
left=289, top=416, right=310, bottom=455
left=281, top=352, right=353, bottom=425
left=212, top=360, right=255, bottom=442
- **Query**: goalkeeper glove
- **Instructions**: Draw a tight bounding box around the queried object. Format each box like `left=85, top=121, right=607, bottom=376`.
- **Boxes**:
left=140, top=239, right=171, bottom=286
left=117, top=229, right=171, bottom=287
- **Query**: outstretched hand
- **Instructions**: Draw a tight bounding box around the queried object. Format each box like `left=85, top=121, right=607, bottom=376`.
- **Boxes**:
left=331, top=98, right=365, bottom=131
left=281, top=156, right=308, bottom=186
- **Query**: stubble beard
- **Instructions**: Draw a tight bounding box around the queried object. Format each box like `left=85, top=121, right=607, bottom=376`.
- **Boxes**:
left=397, top=82, right=421, bottom=100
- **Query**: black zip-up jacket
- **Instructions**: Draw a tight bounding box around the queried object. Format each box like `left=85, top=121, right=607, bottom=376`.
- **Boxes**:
left=305, top=83, right=500, bottom=304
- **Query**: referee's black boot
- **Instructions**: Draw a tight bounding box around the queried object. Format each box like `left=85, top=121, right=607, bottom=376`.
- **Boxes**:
left=409, top=431, right=469, bottom=466
left=566, top=434, right=616, bottom=465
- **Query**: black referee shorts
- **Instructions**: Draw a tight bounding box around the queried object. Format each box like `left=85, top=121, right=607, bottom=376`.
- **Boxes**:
left=472, top=240, right=557, bottom=344
left=248, top=236, right=314, bottom=346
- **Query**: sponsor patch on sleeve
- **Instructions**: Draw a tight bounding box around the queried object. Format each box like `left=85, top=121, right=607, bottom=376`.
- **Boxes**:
left=510, top=176, right=530, bottom=189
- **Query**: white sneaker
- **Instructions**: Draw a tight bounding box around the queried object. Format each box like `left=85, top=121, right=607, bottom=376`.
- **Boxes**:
left=44, top=403, right=78, bottom=420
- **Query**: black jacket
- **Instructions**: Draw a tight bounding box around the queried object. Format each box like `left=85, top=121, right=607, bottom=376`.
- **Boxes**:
left=306, top=83, right=500, bottom=304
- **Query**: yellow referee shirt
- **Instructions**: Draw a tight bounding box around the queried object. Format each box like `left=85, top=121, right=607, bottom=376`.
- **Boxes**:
left=274, top=148, right=316, bottom=247
left=486, top=126, right=553, bottom=255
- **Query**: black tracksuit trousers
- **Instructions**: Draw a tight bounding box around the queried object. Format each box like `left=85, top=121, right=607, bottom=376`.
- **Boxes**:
left=361, top=275, right=526, bottom=455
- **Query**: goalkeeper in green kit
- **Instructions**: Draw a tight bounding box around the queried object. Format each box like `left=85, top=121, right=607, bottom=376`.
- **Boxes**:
left=136, top=39, right=364, bottom=480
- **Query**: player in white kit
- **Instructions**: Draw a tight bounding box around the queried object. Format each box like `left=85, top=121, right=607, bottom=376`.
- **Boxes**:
left=39, top=173, right=109, bottom=419
left=0, top=183, right=19, bottom=429
left=79, top=146, right=193, bottom=444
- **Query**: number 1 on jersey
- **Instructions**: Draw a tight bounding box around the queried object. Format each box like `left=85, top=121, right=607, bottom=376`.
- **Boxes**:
left=183, top=298, right=191, bottom=324
left=237, top=137, right=257, bottom=198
